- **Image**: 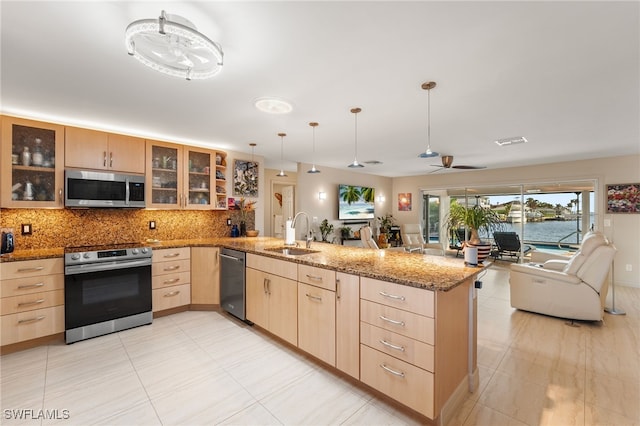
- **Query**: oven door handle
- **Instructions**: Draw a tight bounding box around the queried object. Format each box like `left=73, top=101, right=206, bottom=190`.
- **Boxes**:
left=65, top=258, right=152, bottom=275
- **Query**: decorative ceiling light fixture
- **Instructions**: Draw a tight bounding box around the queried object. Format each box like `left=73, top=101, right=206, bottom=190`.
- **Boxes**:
left=125, top=10, right=223, bottom=81
left=494, top=136, right=528, bottom=146
left=254, top=97, right=293, bottom=114
left=307, top=122, right=320, bottom=174
left=418, top=81, right=439, bottom=158
left=348, top=107, right=364, bottom=168
left=276, top=133, right=288, bottom=177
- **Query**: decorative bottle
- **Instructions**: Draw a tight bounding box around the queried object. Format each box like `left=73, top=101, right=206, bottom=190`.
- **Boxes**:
left=21, top=146, right=31, bottom=166
left=230, top=224, right=240, bottom=238
left=32, top=138, right=43, bottom=166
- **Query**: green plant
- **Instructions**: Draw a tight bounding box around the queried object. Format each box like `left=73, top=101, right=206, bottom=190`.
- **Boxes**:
left=377, top=213, right=396, bottom=234
left=338, top=225, right=352, bottom=239
left=444, top=200, right=503, bottom=244
left=319, top=219, right=334, bottom=242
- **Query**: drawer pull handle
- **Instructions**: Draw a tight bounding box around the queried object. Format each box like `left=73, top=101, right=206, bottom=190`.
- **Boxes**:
left=379, top=315, right=405, bottom=326
left=379, top=291, right=405, bottom=301
left=163, top=265, right=180, bottom=271
left=18, top=299, right=45, bottom=307
left=380, top=363, right=405, bottom=378
left=17, top=266, right=45, bottom=273
left=305, top=293, right=322, bottom=302
left=163, top=253, right=181, bottom=258
left=17, top=282, right=45, bottom=290
left=18, top=316, right=46, bottom=324
left=164, top=291, right=180, bottom=297
left=306, top=274, right=323, bottom=281
left=379, top=339, right=405, bottom=352
left=162, top=278, right=180, bottom=285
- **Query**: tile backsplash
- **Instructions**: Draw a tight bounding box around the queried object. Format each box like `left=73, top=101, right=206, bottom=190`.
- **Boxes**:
left=0, top=209, right=253, bottom=250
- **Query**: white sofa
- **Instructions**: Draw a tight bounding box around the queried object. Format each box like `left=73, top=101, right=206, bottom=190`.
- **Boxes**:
left=509, top=232, right=616, bottom=321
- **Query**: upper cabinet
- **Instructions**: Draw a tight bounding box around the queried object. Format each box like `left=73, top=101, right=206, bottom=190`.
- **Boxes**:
left=1, top=116, right=65, bottom=208
left=146, top=140, right=227, bottom=210
left=65, top=127, right=145, bottom=174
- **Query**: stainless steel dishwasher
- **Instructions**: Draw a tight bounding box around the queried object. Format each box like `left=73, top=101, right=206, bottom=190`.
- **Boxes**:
left=220, top=248, right=246, bottom=320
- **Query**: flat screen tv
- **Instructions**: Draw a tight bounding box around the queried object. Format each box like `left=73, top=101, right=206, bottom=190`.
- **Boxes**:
left=338, top=184, right=375, bottom=220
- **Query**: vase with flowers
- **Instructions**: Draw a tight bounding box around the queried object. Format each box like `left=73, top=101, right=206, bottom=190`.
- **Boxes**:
left=236, top=198, right=256, bottom=237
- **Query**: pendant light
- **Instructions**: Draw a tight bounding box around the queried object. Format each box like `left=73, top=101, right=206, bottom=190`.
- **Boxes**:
left=348, top=107, right=364, bottom=168
left=276, top=133, right=287, bottom=177
left=418, top=81, right=440, bottom=158
left=307, top=122, right=320, bottom=173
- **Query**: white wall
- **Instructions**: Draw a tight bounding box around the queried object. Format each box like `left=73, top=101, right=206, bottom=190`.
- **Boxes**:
left=295, top=162, right=393, bottom=242
left=392, top=154, right=640, bottom=288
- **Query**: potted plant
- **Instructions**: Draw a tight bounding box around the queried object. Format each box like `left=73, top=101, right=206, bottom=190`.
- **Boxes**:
left=319, top=219, right=334, bottom=242
left=444, top=200, right=503, bottom=262
left=376, top=213, right=396, bottom=248
left=338, top=225, right=352, bottom=240
left=236, top=198, right=256, bottom=237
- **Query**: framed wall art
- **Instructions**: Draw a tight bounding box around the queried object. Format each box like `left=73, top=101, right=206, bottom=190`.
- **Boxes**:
left=233, top=159, right=259, bottom=197
left=606, top=183, right=640, bottom=213
left=398, top=193, right=412, bottom=211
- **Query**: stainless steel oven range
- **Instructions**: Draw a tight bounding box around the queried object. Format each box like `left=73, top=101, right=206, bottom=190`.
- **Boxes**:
left=64, top=244, right=152, bottom=344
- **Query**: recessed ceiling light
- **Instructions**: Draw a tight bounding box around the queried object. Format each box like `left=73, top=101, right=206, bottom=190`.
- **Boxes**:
left=254, top=97, right=293, bottom=114
left=495, top=136, right=528, bottom=146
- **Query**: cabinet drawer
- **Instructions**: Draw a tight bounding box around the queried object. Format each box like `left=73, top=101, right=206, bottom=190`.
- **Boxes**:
left=152, top=259, right=190, bottom=276
left=247, top=253, right=297, bottom=280
left=152, top=283, right=191, bottom=312
left=1, top=305, right=65, bottom=346
left=0, top=258, right=64, bottom=280
left=360, top=277, right=434, bottom=318
left=1, top=274, right=64, bottom=298
left=361, top=299, right=434, bottom=345
left=152, top=271, right=191, bottom=289
left=298, top=264, right=335, bottom=291
left=360, top=344, right=434, bottom=419
left=1, top=290, right=64, bottom=316
left=152, top=247, right=190, bottom=263
left=360, top=322, right=434, bottom=372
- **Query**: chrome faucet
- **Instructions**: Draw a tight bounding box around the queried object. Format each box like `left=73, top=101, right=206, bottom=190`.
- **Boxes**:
left=291, top=211, right=313, bottom=248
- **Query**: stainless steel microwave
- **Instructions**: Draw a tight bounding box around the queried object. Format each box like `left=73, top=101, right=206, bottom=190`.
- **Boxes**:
left=65, top=170, right=145, bottom=208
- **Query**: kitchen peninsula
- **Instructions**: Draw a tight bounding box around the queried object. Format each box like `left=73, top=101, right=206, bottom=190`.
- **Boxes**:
left=1, top=237, right=486, bottom=425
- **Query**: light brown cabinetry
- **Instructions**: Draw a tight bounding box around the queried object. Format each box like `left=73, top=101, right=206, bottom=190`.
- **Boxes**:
left=246, top=254, right=297, bottom=346
left=336, top=272, right=360, bottom=379
left=65, top=127, right=145, bottom=173
left=1, top=116, right=65, bottom=208
left=191, top=247, right=220, bottom=307
left=146, top=140, right=227, bottom=210
left=359, top=277, right=436, bottom=418
left=0, top=258, right=65, bottom=346
left=151, top=247, right=191, bottom=312
left=297, top=264, right=336, bottom=366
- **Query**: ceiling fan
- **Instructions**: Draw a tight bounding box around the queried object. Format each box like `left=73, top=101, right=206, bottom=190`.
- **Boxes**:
left=429, top=155, right=486, bottom=173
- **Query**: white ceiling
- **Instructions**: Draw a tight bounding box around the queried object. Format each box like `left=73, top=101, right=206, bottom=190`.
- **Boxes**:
left=2, top=1, right=638, bottom=177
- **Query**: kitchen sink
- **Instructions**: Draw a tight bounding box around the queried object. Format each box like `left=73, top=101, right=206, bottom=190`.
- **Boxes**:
left=264, top=247, right=320, bottom=256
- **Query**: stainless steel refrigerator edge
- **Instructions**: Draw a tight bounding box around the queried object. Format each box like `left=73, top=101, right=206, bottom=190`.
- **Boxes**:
left=220, top=248, right=246, bottom=320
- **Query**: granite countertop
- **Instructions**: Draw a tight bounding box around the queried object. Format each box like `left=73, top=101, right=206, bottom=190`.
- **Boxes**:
left=1, top=237, right=488, bottom=292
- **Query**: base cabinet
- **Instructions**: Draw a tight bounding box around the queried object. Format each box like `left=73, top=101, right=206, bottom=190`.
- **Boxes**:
left=336, top=272, right=360, bottom=379
left=151, top=247, right=191, bottom=312
left=0, top=258, right=65, bottom=346
left=298, top=282, right=335, bottom=366
left=191, top=247, right=220, bottom=306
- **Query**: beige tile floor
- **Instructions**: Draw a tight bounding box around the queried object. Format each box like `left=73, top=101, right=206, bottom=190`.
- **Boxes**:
left=1, top=264, right=639, bottom=425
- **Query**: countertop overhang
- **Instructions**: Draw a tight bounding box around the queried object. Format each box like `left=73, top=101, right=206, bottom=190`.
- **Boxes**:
left=1, top=237, right=488, bottom=291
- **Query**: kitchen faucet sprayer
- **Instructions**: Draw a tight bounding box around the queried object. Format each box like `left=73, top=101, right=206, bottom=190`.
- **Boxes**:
left=291, top=212, right=313, bottom=248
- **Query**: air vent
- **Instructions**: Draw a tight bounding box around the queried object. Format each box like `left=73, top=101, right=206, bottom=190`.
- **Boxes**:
left=495, top=136, right=527, bottom=146
left=363, top=160, right=383, bottom=165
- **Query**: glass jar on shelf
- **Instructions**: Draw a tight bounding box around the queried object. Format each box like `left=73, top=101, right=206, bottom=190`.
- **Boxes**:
left=21, top=146, right=31, bottom=166
left=32, top=138, right=43, bottom=166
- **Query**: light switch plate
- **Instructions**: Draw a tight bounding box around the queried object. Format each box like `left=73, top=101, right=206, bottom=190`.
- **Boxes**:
left=21, top=224, right=32, bottom=235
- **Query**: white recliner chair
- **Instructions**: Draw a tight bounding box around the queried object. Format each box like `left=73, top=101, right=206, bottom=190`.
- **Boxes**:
left=360, top=226, right=379, bottom=249
left=509, top=231, right=616, bottom=321
left=401, top=223, right=425, bottom=253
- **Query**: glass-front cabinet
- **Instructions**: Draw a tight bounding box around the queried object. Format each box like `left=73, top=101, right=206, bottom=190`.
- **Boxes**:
left=146, top=140, right=226, bottom=210
left=1, top=116, right=65, bottom=208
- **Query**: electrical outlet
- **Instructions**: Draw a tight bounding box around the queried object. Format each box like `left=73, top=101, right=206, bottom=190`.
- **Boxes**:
left=626, top=264, right=633, bottom=272
left=604, top=219, right=611, bottom=227
left=21, top=224, right=32, bottom=235
left=312, top=216, right=318, bottom=224
left=226, top=218, right=232, bottom=226
left=149, top=220, right=156, bottom=230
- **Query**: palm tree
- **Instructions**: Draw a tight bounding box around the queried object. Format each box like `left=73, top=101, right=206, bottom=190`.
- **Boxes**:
left=340, top=185, right=362, bottom=204
left=361, top=187, right=375, bottom=203
left=554, top=203, right=564, bottom=217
